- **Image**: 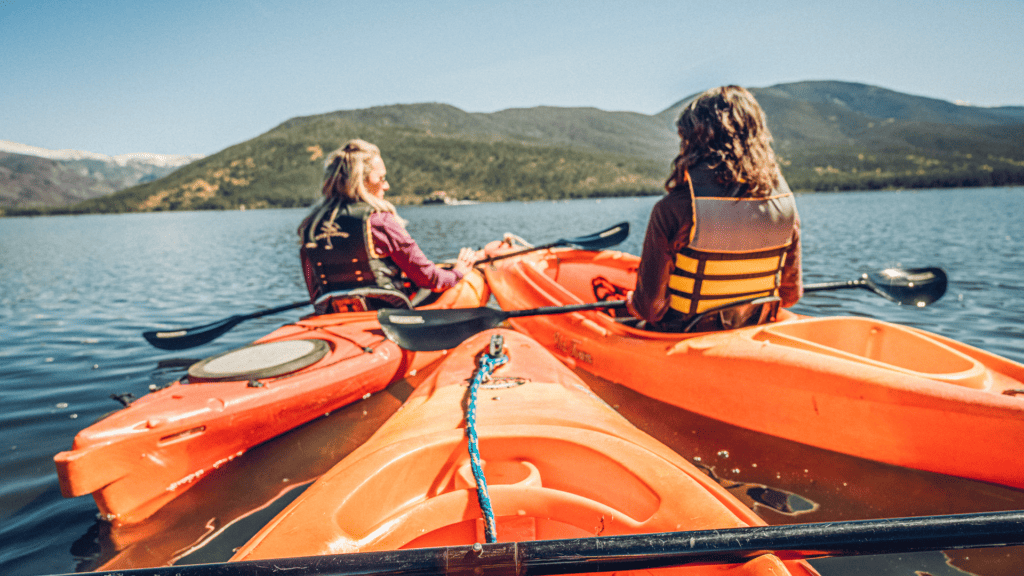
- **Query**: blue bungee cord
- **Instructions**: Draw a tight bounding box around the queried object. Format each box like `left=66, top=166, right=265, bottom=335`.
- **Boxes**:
left=465, top=334, right=508, bottom=544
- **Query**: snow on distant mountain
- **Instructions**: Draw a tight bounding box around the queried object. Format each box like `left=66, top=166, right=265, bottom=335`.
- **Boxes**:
left=0, top=140, right=204, bottom=168
left=0, top=140, right=204, bottom=210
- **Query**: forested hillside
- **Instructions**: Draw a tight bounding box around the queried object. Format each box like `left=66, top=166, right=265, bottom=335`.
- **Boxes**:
left=683, top=82, right=1024, bottom=192
left=6, top=81, right=1022, bottom=216
left=11, top=106, right=672, bottom=215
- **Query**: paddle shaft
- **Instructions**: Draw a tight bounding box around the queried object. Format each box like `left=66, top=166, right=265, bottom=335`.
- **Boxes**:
left=804, top=279, right=868, bottom=292
left=498, top=280, right=874, bottom=301
left=474, top=221, right=630, bottom=265
left=803, top=267, right=946, bottom=306
left=505, top=270, right=935, bottom=321
left=503, top=299, right=627, bottom=319
left=234, top=299, right=311, bottom=321
left=46, top=510, right=1024, bottom=576
left=143, top=222, right=628, bottom=350
left=147, top=300, right=310, bottom=338
left=475, top=240, right=563, bottom=265
left=162, top=269, right=883, bottom=346
left=143, top=300, right=311, bottom=350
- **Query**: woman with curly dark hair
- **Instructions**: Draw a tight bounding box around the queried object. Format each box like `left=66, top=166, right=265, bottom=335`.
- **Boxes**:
left=627, top=86, right=802, bottom=331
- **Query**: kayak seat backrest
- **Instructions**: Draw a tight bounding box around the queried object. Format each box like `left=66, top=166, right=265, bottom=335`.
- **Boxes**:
left=681, top=296, right=781, bottom=333
left=758, top=317, right=989, bottom=389
left=524, top=253, right=780, bottom=333
left=314, top=287, right=413, bottom=315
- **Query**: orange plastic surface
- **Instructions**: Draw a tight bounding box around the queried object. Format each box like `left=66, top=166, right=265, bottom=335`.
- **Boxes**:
left=53, top=270, right=490, bottom=524
left=479, top=244, right=1024, bottom=490
left=231, top=329, right=817, bottom=576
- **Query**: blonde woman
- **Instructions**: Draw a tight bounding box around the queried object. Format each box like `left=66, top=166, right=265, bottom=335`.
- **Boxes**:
left=298, top=139, right=474, bottom=312
left=627, top=86, right=802, bottom=331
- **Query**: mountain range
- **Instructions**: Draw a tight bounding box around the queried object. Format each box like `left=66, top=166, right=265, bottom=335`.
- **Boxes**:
left=0, top=141, right=203, bottom=210
left=3, top=81, right=1022, bottom=216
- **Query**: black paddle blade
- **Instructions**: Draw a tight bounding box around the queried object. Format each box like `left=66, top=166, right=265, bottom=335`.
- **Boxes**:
left=142, top=300, right=311, bottom=351
left=378, top=307, right=508, bottom=352
left=143, top=317, right=246, bottom=351
left=559, top=221, right=629, bottom=250
left=380, top=300, right=629, bottom=352
left=864, top=267, right=947, bottom=307
left=475, top=222, right=630, bottom=265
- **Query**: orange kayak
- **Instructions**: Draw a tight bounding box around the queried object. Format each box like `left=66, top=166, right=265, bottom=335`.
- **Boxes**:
left=231, top=328, right=818, bottom=575
left=480, top=245, right=1024, bottom=490
left=53, top=270, right=490, bottom=524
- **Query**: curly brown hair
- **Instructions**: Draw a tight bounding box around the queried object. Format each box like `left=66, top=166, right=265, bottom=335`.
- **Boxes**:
left=665, top=86, right=781, bottom=197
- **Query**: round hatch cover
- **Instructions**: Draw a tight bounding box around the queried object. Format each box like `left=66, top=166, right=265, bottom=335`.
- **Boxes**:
left=188, top=339, right=330, bottom=382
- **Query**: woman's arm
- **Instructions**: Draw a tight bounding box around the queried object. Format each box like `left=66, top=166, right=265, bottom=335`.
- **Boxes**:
left=629, top=194, right=692, bottom=322
left=778, top=212, right=803, bottom=307
left=369, top=212, right=464, bottom=291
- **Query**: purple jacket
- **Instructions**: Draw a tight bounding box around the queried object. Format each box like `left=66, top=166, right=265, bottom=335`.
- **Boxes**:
left=369, top=212, right=463, bottom=291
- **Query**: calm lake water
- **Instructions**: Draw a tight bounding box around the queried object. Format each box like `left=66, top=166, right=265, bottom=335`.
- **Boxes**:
left=2, top=188, right=1023, bottom=576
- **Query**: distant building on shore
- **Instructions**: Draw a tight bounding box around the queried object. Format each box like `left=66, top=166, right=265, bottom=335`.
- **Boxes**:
left=422, top=190, right=456, bottom=205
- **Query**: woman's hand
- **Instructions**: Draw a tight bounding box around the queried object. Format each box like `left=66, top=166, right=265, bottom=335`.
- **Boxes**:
left=625, top=290, right=642, bottom=319
left=452, top=247, right=476, bottom=276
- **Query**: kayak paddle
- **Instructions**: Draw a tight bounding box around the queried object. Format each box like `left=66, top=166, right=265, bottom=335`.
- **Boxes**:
left=804, top=266, right=947, bottom=307
left=142, top=300, right=311, bottom=351
left=44, top=510, right=1024, bottom=576
left=474, top=221, right=630, bottom=265
left=379, top=266, right=948, bottom=352
left=378, top=300, right=627, bottom=352
left=140, top=223, right=629, bottom=351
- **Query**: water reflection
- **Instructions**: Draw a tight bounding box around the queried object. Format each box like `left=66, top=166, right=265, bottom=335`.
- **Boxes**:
left=60, top=363, right=1024, bottom=576
left=577, top=371, right=1024, bottom=576
left=77, top=378, right=413, bottom=571
left=2, top=191, right=1023, bottom=576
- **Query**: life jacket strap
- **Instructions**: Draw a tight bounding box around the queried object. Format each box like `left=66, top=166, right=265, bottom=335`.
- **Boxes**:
left=668, top=245, right=789, bottom=315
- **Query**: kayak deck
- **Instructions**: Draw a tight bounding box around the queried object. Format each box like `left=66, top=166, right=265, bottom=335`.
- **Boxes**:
left=53, top=270, right=490, bottom=524
left=480, top=245, right=1024, bottom=489
left=230, top=329, right=818, bottom=575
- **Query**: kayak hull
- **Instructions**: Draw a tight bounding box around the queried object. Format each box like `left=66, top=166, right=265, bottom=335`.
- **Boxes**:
left=480, top=246, right=1024, bottom=490
left=231, top=328, right=817, bottom=575
left=53, top=271, right=490, bottom=524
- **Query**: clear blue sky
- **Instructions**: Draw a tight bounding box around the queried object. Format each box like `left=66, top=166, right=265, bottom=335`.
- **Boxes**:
left=2, top=0, right=1021, bottom=157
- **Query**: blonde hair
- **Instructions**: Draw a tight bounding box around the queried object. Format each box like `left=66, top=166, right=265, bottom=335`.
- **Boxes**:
left=321, top=139, right=397, bottom=214
left=666, top=86, right=781, bottom=197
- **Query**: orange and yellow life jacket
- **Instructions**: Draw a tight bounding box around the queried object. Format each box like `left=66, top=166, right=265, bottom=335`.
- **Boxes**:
left=668, top=175, right=797, bottom=315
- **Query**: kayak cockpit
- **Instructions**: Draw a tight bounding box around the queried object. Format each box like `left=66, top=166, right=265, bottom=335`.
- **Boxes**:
left=528, top=249, right=1011, bottom=391
left=755, top=317, right=989, bottom=389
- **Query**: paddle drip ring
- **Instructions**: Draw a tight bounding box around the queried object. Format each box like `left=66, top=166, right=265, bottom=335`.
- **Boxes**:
left=501, top=232, right=534, bottom=250
left=465, top=334, right=508, bottom=544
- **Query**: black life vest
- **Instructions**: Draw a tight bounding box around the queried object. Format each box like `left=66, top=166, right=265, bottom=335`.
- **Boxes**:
left=299, top=199, right=411, bottom=311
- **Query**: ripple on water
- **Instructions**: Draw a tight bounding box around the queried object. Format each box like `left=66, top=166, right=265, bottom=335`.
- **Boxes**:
left=2, top=194, right=1024, bottom=576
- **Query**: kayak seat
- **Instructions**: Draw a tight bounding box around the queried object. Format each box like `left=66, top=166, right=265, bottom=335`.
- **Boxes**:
left=680, top=296, right=781, bottom=333
left=586, top=273, right=780, bottom=333
left=612, top=296, right=780, bottom=332
left=314, top=287, right=413, bottom=315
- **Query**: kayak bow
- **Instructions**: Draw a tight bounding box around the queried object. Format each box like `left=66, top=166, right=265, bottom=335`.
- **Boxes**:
left=54, top=270, right=490, bottom=523
left=229, top=328, right=818, bottom=576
